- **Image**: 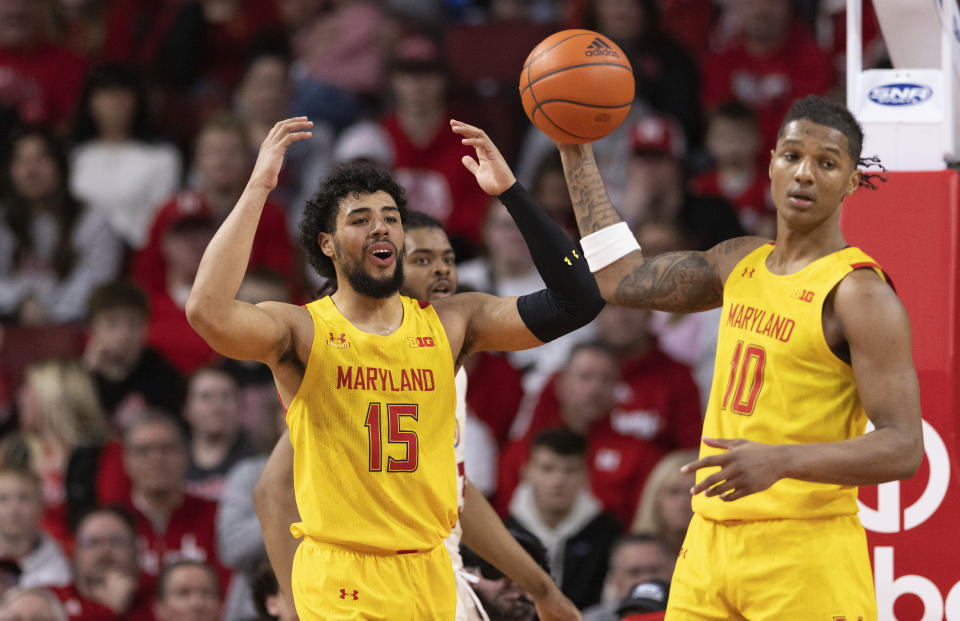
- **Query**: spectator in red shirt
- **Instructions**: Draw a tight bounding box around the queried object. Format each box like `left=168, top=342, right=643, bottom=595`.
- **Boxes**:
left=620, top=116, right=744, bottom=252
left=338, top=33, right=490, bottom=255
left=690, top=101, right=775, bottom=237
left=593, top=304, right=703, bottom=453
left=153, top=560, right=221, bottom=621
left=142, top=209, right=218, bottom=376
left=0, top=0, right=86, bottom=129
left=120, top=413, right=230, bottom=591
left=498, top=344, right=665, bottom=526
left=702, top=0, right=835, bottom=149
left=52, top=506, right=155, bottom=621
left=132, top=114, right=294, bottom=299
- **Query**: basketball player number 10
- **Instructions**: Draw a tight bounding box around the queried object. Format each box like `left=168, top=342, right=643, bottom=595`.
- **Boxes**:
left=722, top=341, right=766, bottom=415
left=365, top=403, right=419, bottom=472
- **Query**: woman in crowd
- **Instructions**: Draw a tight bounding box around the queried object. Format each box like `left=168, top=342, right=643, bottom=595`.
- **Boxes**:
left=69, top=63, right=182, bottom=249
left=0, top=127, right=122, bottom=325
left=631, top=449, right=698, bottom=554
left=0, top=360, right=109, bottom=540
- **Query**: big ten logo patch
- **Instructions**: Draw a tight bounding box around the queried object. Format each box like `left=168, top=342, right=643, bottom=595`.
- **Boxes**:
left=407, top=336, right=435, bottom=348
left=790, top=288, right=815, bottom=303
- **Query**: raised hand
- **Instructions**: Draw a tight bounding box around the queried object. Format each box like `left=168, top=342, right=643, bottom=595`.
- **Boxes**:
left=451, top=119, right=516, bottom=195
left=682, top=438, right=786, bottom=501
left=250, top=117, right=313, bottom=192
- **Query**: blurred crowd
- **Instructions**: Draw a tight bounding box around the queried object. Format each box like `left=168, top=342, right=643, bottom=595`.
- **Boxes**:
left=0, top=0, right=888, bottom=619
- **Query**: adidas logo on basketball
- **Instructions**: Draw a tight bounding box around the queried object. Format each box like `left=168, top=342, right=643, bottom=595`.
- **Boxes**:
left=585, top=37, right=619, bottom=58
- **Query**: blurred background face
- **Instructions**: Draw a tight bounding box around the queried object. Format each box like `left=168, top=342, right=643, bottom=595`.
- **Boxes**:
left=13, top=381, right=41, bottom=433
left=162, top=223, right=215, bottom=284
left=483, top=202, right=532, bottom=274
left=658, top=469, right=694, bottom=533
left=276, top=0, right=324, bottom=25
left=156, top=566, right=220, bottom=621
left=734, top=0, right=791, bottom=45
left=595, top=305, right=653, bottom=354
left=0, top=0, right=36, bottom=48
left=0, top=592, right=60, bottom=621
left=89, top=308, right=148, bottom=368
left=594, top=0, right=644, bottom=41
left=74, top=513, right=138, bottom=584
left=195, top=128, right=250, bottom=192
left=90, top=86, right=136, bottom=139
left=626, top=154, right=681, bottom=208
left=531, top=167, right=574, bottom=232
left=706, top=118, right=759, bottom=167
left=608, top=541, right=673, bottom=600
left=238, top=56, right=290, bottom=124
left=124, top=421, right=188, bottom=495
left=556, top=348, right=619, bottom=431
left=472, top=572, right=535, bottom=621
left=401, top=227, right=456, bottom=301
left=184, top=370, right=241, bottom=439
left=0, top=474, right=41, bottom=541
left=390, top=71, right=446, bottom=114
left=635, top=221, right=683, bottom=257
left=525, top=447, right=586, bottom=519
left=9, top=136, right=60, bottom=203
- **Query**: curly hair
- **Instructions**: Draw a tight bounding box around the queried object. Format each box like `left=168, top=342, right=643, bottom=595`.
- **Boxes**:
left=300, top=162, right=408, bottom=279
left=777, top=95, right=886, bottom=189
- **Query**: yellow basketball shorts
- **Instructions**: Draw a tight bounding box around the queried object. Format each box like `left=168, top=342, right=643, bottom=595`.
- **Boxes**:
left=666, top=513, right=877, bottom=621
left=292, top=539, right=457, bottom=620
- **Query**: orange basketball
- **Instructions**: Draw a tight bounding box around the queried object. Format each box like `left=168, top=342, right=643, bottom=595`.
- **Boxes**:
left=520, top=29, right=635, bottom=144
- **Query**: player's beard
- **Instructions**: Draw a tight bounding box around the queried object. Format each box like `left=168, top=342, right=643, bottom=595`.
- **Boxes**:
left=338, top=242, right=405, bottom=300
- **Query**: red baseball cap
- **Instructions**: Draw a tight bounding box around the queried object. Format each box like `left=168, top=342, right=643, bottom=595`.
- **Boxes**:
left=628, top=116, right=686, bottom=159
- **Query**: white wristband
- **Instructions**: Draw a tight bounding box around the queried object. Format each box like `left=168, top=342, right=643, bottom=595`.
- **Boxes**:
left=580, top=222, right=641, bottom=272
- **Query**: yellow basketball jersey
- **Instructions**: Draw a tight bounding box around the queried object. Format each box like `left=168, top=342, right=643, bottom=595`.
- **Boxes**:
left=287, top=296, right=458, bottom=552
left=693, top=244, right=887, bottom=521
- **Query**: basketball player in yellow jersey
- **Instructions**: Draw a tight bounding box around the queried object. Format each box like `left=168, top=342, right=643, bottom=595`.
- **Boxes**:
left=553, top=95, right=923, bottom=620
left=186, top=117, right=595, bottom=620
left=253, top=210, right=582, bottom=621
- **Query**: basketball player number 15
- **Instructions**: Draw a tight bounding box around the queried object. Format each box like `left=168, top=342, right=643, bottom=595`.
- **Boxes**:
left=365, top=403, right=419, bottom=472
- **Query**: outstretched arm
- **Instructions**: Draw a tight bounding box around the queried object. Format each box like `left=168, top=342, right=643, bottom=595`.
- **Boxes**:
left=460, top=480, right=580, bottom=621
left=685, top=271, right=923, bottom=500
left=444, top=121, right=603, bottom=358
left=556, top=142, right=765, bottom=311
left=253, top=431, right=301, bottom=614
left=186, top=118, right=313, bottom=365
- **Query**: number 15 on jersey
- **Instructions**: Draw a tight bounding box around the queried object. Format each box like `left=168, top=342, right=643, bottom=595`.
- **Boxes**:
left=364, top=402, right=419, bottom=472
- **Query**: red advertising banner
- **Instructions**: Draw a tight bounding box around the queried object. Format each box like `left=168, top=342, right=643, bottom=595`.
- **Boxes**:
left=841, top=170, right=960, bottom=621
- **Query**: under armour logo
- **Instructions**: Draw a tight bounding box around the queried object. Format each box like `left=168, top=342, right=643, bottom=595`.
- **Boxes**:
left=327, top=332, right=351, bottom=349
left=741, top=267, right=755, bottom=278
left=339, top=589, right=359, bottom=600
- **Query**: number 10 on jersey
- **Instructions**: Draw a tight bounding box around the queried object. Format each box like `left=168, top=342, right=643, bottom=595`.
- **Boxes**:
left=722, top=341, right=766, bottom=415
left=365, top=403, right=419, bottom=472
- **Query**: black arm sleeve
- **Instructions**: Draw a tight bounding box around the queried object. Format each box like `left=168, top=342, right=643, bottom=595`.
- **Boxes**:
left=498, top=182, right=605, bottom=342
